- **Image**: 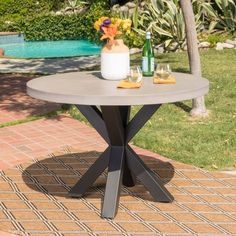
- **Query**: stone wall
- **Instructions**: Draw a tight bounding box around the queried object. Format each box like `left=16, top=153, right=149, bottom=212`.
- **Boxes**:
left=112, top=1, right=146, bottom=16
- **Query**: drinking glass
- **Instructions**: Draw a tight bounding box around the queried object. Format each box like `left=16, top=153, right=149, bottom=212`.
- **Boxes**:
left=155, top=64, right=171, bottom=80
left=127, top=66, right=143, bottom=83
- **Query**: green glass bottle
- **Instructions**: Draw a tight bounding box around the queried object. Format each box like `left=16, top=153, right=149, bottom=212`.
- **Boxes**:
left=142, top=32, right=154, bottom=77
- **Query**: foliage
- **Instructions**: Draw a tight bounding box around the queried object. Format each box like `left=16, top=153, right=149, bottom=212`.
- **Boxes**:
left=0, top=18, right=20, bottom=32
left=206, top=34, right=223, bottom=46
left=192, top=0, right=218, bottom=31
left=131, top=0, right=236, bottom=50
left=0, top=0, right=63, bottom=19
left=0, top=0, right=65, bottom=32
left=199, top=31, right=231, bottom=46
left=123, top=30, right=145, bottom=48
left=2, top=0, right=110, bottom=42
left=66, top=0, right=91, bottom=11
left=209, top=0, right=236, bottom=33
left=135, top=0, right=186, bottom=50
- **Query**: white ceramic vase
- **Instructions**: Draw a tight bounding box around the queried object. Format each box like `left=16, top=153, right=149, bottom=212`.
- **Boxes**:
left=101, top=39, right=130, bottom=80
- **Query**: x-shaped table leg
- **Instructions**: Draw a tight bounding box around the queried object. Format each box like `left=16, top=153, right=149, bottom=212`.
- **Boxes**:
left=69, top=105, right=174, bottom=219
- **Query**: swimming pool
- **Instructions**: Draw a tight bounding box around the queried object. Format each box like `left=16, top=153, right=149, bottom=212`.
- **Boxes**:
left=0, top=35, right=101, bottom=58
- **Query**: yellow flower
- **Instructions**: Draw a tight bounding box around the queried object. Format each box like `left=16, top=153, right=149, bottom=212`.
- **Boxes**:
left=109, top=18, right=121, bottom=27
left=100, top=16, right=109, bottom=22
left=94, top=21, right=101, bottom=31
left=116, top=18, right=123, bottom=27
left=122, top=19, right=132, bottom=31
left=110, top=17, right=115, bottom=23
left=94, top=17, right=109, bottom=31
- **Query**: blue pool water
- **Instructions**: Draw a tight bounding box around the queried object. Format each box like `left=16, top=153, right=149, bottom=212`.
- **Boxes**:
left=0, top=37, right=101, bottom=58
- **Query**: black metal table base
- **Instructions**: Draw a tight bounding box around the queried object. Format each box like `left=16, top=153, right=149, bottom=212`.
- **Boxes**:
left=69, top=105, right=174, bottom=219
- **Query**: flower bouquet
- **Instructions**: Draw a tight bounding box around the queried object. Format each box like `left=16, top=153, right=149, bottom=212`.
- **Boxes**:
left=94, top=17, right=132, bottom=80
left=94, top=17, right=132, bottom=48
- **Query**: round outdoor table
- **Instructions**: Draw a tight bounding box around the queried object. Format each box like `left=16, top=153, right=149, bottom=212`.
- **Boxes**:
left=27, top=71, right=209, bottom=219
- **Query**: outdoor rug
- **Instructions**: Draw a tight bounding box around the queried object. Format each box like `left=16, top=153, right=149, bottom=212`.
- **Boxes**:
left=0, top=149, right=236, bottom=236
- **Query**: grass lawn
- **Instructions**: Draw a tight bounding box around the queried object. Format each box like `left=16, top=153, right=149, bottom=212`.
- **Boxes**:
left=0, top=47, right=234, bottom=172
left=70, top=49, right=236, bottom=170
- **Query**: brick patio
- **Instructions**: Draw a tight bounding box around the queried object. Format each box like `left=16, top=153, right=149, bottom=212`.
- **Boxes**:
left=0, top=115, right=235, bottom=235
left=0, top=74, right=60, bottom=124
left=0, top=74, right=236, bottom=235
left=0, top=115, right=107, bottom=170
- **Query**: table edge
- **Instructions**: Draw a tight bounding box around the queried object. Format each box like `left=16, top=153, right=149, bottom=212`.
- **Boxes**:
left=27, top=80, right=209, bottom=106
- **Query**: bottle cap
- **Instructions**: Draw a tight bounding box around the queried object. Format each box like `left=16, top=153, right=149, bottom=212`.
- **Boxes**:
left=146, top=32, right=151, bottom=39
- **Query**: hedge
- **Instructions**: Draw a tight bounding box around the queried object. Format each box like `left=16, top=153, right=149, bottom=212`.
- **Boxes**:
left=0, top=0, right=109, bottom=43
left=0, top=0, right=62, bottom=20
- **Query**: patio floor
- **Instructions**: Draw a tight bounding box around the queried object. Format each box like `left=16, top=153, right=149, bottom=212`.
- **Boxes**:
left=0, top=74, right=60, bottom=124
left=0, top=56, right=99, bottom=74
left=0, top=74, right=236, bottom=235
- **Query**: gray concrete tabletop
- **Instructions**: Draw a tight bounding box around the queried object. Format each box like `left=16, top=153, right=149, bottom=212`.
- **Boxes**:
left=27, top=71, right=209, bottom=106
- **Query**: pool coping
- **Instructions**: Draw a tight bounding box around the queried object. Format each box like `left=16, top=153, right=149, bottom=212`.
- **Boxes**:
left=0, top=31, right=20, bottom=36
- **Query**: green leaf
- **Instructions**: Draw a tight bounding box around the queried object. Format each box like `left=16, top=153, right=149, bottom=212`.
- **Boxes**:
left=152, top=25, right=173, bottom=37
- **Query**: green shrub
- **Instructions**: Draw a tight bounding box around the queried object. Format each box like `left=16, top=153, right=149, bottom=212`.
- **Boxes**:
left=132, top=0, right=235, bottom=50
left=123, top=31, right=145, bottom=48
left=0, top=0, right=57, bottom=18
left=209, top=0, right=236, bottom=33
left=0, top=0, right=66, bottom=32
left=134, top=0, right=186, bottom=50
left=0, top=0, right=110, bottom=43
left=22, top=1, right=109, bottom=41
left=199, top=32, right=232, bottom=46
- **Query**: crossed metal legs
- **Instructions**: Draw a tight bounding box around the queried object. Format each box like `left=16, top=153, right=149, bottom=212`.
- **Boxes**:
left=69, top=105, right=174, bottom=219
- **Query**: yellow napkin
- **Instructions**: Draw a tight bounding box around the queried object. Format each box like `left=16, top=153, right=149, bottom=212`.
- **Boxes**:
left=153, top=75, right=176, bottom=84
left=117, top=79, right=143, bottom=89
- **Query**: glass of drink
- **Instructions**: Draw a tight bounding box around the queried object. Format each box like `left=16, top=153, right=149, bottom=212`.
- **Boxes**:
left=156, top=64, right=171, bottom=80
left=127, top=66, right=143, bottom=83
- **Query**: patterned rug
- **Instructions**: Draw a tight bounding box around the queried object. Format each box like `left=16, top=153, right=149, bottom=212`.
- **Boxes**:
left=0, top=149, right=236, bottom=236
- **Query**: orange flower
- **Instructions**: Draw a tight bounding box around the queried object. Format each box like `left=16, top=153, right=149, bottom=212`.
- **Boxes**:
left=100, top=24, right=122, bottom=41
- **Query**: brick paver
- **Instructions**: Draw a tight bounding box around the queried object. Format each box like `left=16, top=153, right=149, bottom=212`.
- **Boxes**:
left=0, top=74, right=60, bottom=124
left=0, top=115, right=235, bottom=235
left=0, top=115, right=107, bottom=169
